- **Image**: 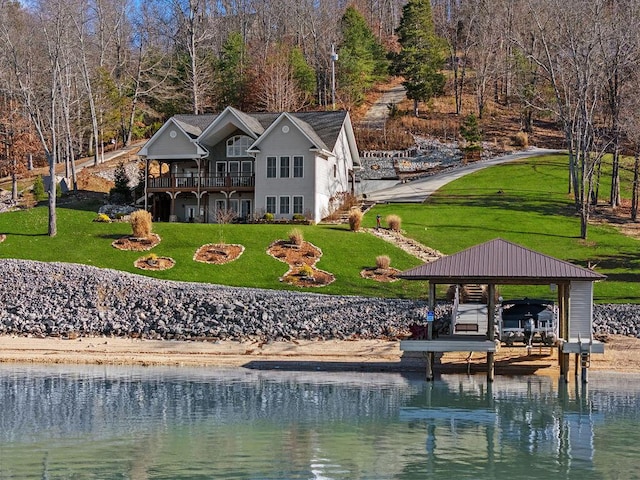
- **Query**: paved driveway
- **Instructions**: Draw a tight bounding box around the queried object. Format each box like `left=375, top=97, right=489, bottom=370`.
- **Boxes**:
left=364, top=148, right=564, bottom=203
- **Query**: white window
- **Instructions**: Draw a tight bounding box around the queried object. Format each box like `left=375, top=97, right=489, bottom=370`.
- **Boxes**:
left=279, top=196, right=290, bottom=215
left=226, top=135, right=252, bottom=157
left=266, top=196, right=276, bottom=214
left=241, top=199, right=252, bottom=218
left=267, top=157, right=277, bottom=178
left=280, top=156, right=290, bottom=178
left=293, top=196, right=304, bottom=215
left=293, top=156, right=303, bottom=178
left=229, top=199, right=239, bottom=215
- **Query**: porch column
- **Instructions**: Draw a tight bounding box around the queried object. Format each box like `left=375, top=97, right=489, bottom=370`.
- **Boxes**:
left=144, top=158, right=149, bottom=212
left=169, top=192, right=180, bottom=222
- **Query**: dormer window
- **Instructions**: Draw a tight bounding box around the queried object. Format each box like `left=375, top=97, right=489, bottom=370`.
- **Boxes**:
left=226, top=135, right=252, bottom=157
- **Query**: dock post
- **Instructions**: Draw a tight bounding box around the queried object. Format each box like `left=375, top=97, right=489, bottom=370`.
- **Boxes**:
left=425, top=351, right=434, bottom=381
left=487, top=352, right=495, bottom=382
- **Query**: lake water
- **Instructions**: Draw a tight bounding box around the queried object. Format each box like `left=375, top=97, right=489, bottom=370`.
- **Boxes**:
left=1, top=365, right=639, bottom=480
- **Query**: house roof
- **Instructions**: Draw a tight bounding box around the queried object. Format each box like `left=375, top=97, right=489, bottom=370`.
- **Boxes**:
left=171, top=110, right=349, bottom=152
left=399, top=238, right=607, bottom=285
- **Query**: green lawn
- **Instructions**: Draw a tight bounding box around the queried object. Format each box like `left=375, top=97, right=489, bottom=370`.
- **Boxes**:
left=0, top=200, right=425, bottom=299
left=365, top=155, right=640, bottom=303
left=1, top=154, right=638, bottom=303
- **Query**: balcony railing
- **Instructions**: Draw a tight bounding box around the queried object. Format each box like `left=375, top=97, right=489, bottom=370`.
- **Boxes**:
left=148, top=174, right=255, bottom=190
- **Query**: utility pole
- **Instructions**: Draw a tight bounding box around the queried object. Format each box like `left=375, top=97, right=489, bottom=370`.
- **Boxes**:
left=330, top=44, right=338, bottom=110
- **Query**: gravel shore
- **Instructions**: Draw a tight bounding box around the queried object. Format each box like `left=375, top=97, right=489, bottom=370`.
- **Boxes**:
left=0, top=259, right=637, bottom=341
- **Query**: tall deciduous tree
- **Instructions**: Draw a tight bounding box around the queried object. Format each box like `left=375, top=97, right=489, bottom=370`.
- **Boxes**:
left=392, top=0, right=446, bottom=117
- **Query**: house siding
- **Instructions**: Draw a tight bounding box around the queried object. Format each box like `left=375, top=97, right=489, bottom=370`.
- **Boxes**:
left=146, top=123, right=201, bottom=158
left=254, top=118, right=317, bottom=220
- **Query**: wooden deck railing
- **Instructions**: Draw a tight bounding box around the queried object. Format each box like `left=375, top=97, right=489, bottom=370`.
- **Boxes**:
left=148, top=174, right=255, bottom=190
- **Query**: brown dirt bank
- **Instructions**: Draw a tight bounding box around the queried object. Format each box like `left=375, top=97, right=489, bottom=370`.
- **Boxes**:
left=1, top=334, right=638, bottom=376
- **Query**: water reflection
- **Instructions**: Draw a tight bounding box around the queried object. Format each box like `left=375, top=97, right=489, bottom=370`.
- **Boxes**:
left=0, top=366, right=639, bottom=479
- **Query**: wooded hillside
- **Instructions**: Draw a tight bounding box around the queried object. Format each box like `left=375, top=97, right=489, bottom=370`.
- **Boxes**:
left=1, top=0, right=639, bottom=239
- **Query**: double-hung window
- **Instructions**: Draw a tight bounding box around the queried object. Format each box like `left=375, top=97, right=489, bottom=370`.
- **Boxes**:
left=266, top=157, right=277, bottom=178
left=279, top=196, right=290, bottom=215
left=266, top=196, right=276, bottom=214
left=293, top=156, right=303, bottom=178
left=280, top=156, right=290, bottom=178
left=293, top=196, right=304, bottom=215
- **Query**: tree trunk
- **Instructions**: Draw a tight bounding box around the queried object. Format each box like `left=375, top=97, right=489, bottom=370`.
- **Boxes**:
left=47, top=151, right=57, bottom=237
left=632, top=153, right=639, bottom=222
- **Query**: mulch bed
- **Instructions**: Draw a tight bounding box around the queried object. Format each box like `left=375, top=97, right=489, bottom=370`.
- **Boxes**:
left=112, top=233, right=161, bottom=251
left=267, top=240, right=335, bottom=287
left=194, top=243, right=245, bottom=265
left=134, top=256, right=175, bottom=271
left=360, top=267, right=401, bottom=282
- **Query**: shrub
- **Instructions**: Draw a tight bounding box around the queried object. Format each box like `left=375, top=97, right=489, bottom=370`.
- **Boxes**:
left=348, top=207, right=363, bottom=232
left=292, top=213, right=306, bottom=222
left=288, top=228, right=304, bottom=246
left=376, top=255, right=391, bottom=270
left=386, top=214, right=402, bottom=232
left=94, top=213, right=111, bottom=223
left=298, top=264, right=314, bottom=277
left=512, top=131, right=529, bottom=148
left=130, top=210, right=152, bottom=238
left=32, top=176, right=46, bottom=201
left=263, top=212, right=274, bottom=222
left=143, top=253, right=158, bottom=262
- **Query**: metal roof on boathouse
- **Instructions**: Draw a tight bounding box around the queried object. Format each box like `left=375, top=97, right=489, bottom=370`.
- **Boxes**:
left=399, top=238, right=606, bottom=285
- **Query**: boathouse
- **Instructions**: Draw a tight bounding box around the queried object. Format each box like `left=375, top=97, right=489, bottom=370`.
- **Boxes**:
left=399, top=238, right=606, bottom=382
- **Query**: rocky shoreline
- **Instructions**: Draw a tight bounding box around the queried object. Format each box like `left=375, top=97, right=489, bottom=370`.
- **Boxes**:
left=0, top=259, right=637, bottom=341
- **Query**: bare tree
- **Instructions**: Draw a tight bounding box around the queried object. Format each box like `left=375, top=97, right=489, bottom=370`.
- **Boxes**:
left=516, top=0, right=610, bottom=239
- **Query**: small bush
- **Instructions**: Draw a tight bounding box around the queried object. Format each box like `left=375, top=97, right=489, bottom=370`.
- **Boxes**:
left=512, top=131, right=529, bottom=147
left=298, top=264, right=314, bottom=277
left=143, top=253, right=158, bottom=262
left=348, top=207, right=363, bottom=232
left=376, top=255, right=391, bottom=270
left=292, top=213, right=306, bottom=222
left=386, top=214, right=402, bottom=232
left=264, top=212, right=274, bottom=222
left=130, top=210, right=152, bottom=238
left=94, top=213, right=111, bottom=223
left=288, top=228, right=304, bottom=246
left=32, top=176, right=46, bottom=201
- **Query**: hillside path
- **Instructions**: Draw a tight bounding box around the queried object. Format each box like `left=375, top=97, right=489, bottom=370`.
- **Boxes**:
left=361, top=83, right=406, bottom=129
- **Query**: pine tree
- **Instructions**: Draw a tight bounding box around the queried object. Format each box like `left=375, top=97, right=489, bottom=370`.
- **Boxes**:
left=393, top=0, right=446, bottom=116
left=215, top=32, right=248, bottom=110
left=109, top=161, right=132, bottom=204
left=338, top=6, right=388, bottom=106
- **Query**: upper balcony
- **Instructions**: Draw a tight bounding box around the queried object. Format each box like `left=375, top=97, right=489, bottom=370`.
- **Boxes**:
left=147, top=174, right=255, bottom=192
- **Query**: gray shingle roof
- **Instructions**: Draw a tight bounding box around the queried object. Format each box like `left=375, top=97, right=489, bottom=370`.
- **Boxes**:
left=173, top=110, right=347, bottom=151
left=400, top=238, right=607, bottom=284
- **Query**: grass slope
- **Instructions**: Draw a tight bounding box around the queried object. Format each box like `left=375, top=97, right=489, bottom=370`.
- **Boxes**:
left=0, top=201, right=425, bottom=299
left=366, top=155, right=640, bottom=303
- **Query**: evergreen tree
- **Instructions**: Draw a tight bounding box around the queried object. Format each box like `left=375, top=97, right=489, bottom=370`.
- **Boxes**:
left=460, top=113, right=482, bottom=147
left=393, top=0, right=446, bottom=116
left=32, top=175, right=46, bottom=202
left=215, top=32, right=248, bottom=110
left=109, top=161, right=132, bottom=204
left=289, top=46, right=316, bottom=104
left=338, top=6, right=389, bottom=106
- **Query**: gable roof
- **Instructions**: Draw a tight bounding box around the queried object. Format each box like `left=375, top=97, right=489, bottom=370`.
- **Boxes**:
left=138, top=117, right=209, bottom=158
left=247, top=112, right=330, bottom=154
left=399, top=238, right=607, bottom=285
left=165, top=110, right=349, bottom=152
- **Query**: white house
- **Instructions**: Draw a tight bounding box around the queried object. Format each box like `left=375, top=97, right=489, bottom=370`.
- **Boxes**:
left=137, top=107, right=361, bottom=224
